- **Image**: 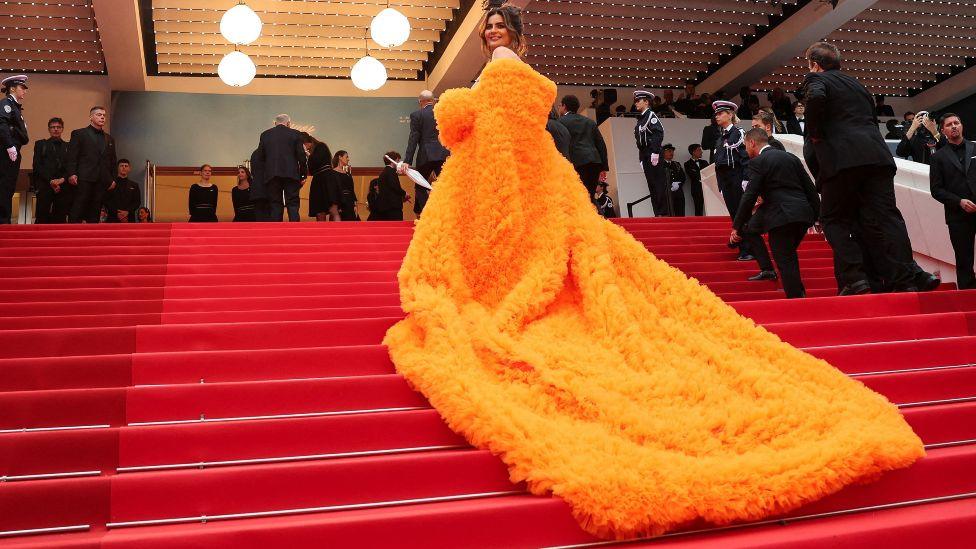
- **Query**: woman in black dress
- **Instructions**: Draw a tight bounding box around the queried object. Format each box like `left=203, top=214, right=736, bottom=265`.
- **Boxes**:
left=303, top=133, right=335, bottom=221
left=188, top=164, right=218, bottom=222
left=327, top=150, right=359, bottom=221
left=232, top=166, right=256, bottom=222
left=368, top=151, right=407, bottom=221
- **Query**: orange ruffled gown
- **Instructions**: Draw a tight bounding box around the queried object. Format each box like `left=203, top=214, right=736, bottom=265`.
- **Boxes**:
left=383, top=58, right=924, bottom=539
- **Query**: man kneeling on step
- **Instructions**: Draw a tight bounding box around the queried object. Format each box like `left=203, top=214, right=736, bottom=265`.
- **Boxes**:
left=730, top=128, right=821, bottom=298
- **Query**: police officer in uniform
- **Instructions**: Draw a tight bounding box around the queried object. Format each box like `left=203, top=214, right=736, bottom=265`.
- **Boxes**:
left=634, top=90, right=667, bottom=216
left=662, top=143, right=686, bottom=216
left=0, top=75, right=29, bottom=224
left=712, top=100, right=753, bottom=260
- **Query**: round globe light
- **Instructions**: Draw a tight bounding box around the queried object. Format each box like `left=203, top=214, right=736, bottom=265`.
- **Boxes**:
left=351, top=55, right=388, bottom=91
left=220, top=3, right=262, bottom=45
left=370, top=8, right=410, bottom=48
left=218, top=51, right=257, bottom=87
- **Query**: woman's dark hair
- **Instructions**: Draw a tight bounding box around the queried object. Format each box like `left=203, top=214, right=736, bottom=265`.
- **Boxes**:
left=237, top=165, right=253, bottom=184
left=384, top=151, right=401, bottom=165
left=805, top=41, right=841, bottom=71
left=331, top=150, right=348, bottom=168
left=300, top=132, right=321, bottom=147
left=479, top=3, right=526, bottom=57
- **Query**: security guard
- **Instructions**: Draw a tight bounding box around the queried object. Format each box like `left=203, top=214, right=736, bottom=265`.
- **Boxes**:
left=634, top=90, right=667, bottom=216
left=662, top=143, right=686, bottom=216
left=712, top=100, right=753, bottom=260
left=0, top=75, right=29, bottom=224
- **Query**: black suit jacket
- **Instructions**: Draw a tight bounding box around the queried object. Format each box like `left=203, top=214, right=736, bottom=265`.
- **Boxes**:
left=255, top=124, right=307, bottom=183
left=65, top=125, right=117, bottom=186
left=104, top=177, right=141, bottom=222
left=545, top=118, right=571, bottom=161
left=249, top=147, right=266, bottom=200
left=734, top=147, right=820, bottom=234
left=558, top=113, right=609, bottom=169
left=930, top=141, right=976, bottom=223
left=405, top=104, right=449, bottom=167
left=801, top=70, right=894, bottom=182
left=785, top=117, right=805, bottom=136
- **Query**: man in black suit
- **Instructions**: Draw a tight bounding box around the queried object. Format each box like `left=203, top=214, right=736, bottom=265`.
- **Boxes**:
left=402, top=90, right=449, bottom=219
left=254, top=114, right=307, bottom=222
left=103, top=159, right=140, bottom=223
left=684, top=144, right=709, bottom=216
left=32, top=116, right=68, bottom=223
left=801, top=41, right=919, bottom=294
left=558, top=94, right=609, bottom=199
left=66, top=106, right=117, bottom=224
left=930, top=113, right=976, bottom=289
left=785, top=101, right=806, bottom=135
left=732, top=128, right=821, bottom=298
left=0, top=75, right=29, bottom=224
left=545, top=106, right=571, bottom=161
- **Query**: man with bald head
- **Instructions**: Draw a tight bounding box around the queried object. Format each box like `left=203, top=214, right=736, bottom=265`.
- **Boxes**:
left=402, top=90, right=449, bottom=219
left=254, top=113, right=307, bottom=221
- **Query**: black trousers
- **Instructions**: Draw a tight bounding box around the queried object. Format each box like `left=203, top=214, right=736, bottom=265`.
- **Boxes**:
left=639, top=158, right=668, bottom=216
left=688, top=178, right=704, bottom=216
left=669, top=186, right=685, bottom=217
left=0, top=153, right=20, bottom=224
left=267, top=177, right=301, bottom=222
left=51, top=185, right=75, bottom=224
left=947, top=216, right=976, bottom=290
left=34, top=183, right=56, bottom=223
left=819, top=165, right=915, bottom=288
left=575, top=162, right=603, bottom=201
left=69, top=179, right=106, bottom=223
left=750, top=222, right=810, bottom=298
left=716, top=167, right=752, bottom=257
left=413, top=160, right=444, bottom=219
left=252, top=198, right=271, bottom=222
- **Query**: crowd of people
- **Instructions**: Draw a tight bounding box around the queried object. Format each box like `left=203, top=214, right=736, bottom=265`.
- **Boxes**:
left=1, top=42, right=971, bottom=294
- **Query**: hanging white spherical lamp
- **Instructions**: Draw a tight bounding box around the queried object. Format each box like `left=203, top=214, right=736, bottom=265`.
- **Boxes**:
left=370, top=8, right=411, bottom=48
left=220, top=3, right=263, bottom=45
left=351, top=55, right=388, bottom=91
left=218, top=51, right=257, bottom=87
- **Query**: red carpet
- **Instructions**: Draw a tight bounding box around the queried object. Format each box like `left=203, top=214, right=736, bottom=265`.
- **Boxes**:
left=0, top=218, right=974, bottom=548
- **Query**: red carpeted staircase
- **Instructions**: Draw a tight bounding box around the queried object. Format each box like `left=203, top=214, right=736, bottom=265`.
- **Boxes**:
left=1, top=217, right=975, bottom=548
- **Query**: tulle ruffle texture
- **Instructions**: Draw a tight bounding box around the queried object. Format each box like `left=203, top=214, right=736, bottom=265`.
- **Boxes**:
left=383, top=59, right=924, bottom=539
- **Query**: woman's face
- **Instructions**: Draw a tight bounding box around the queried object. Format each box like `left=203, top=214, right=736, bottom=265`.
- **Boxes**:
left=201, top=166, right=212, bottom=180
left=484, top=14, right=512, bottom=51
left=237, top=168, right=247, bottom=181
left=339, top=154, right=349, bottom=166
left=715, top=110, right=732, bottom=126
left=138, top=209, right=149, bottom=221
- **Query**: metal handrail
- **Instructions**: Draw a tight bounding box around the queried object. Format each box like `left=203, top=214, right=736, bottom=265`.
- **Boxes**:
left=626, top=193, right=653, bottom=218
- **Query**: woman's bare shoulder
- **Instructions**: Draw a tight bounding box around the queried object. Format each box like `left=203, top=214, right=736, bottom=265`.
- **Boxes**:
left=491, top=46, right=522, bottom=61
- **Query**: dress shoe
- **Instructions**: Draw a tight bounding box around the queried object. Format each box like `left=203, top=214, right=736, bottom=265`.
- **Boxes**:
left=748, top=270, right=778, bottom=281
left=838, top=279, right=871, bottom=296
left=737, top=254, right=755, bottom=261
left=914, top=272, right=941, bottom=292
left=892, top=285, right=919, bottom=293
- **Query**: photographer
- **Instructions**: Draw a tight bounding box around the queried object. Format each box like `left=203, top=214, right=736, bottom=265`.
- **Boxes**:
left=896, top=111, right=946, bottom=165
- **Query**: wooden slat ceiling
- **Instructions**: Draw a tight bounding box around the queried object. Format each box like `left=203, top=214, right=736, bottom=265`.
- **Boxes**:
left=522, top=0, right=800, bottom=88
left=756, top=0, right=976, bottom=97
left=0, top=0, right=106, bottom=74
left=150, top=0, right=459, bottom=79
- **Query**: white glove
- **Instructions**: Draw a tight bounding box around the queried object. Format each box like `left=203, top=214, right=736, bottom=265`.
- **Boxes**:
left=671, top=182, right=679, bottom=192
left=650, top=153, right=659, bottom=166
left=6, top=147, right=16, bottom=162
left=741, top=180, right=749, bottom=191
